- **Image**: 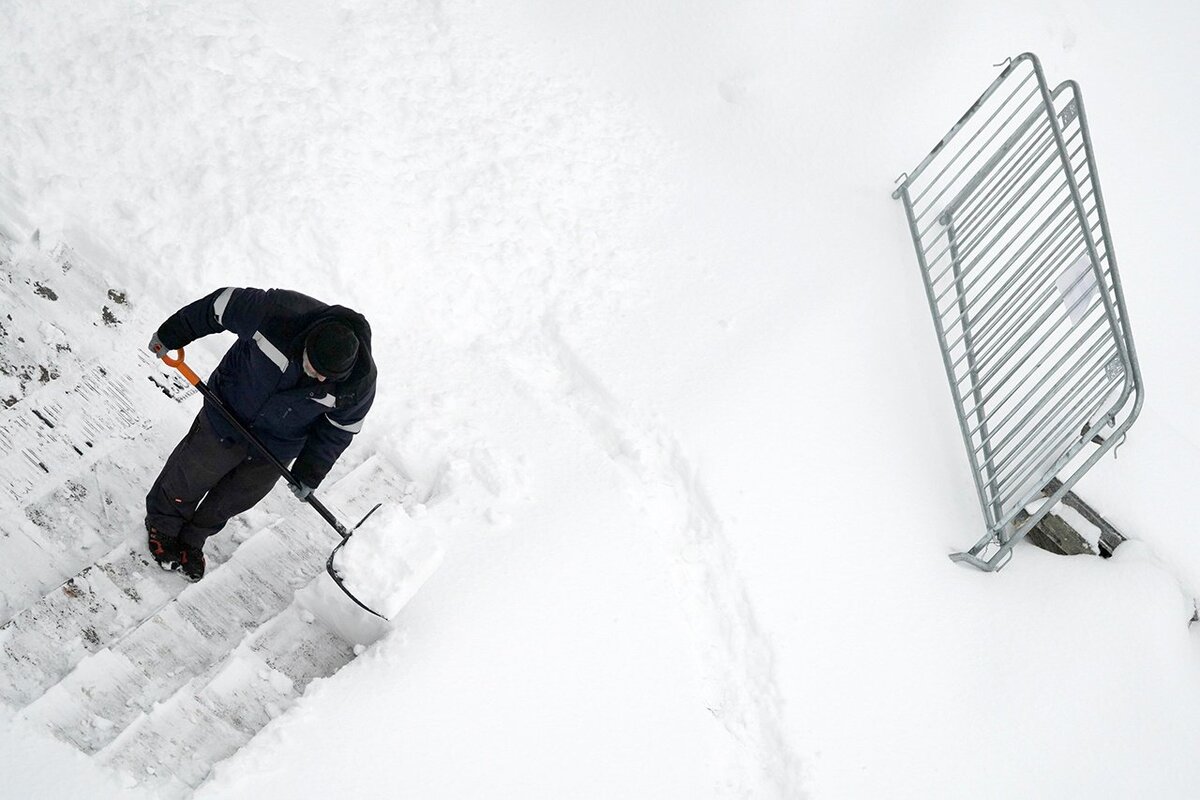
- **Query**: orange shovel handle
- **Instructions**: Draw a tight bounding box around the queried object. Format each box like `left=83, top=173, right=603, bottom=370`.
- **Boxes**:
left=161, top=348, right=201, bottom=387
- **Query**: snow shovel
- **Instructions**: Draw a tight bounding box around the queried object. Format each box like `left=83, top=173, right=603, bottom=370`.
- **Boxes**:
left=161, top=348, right=387, bottom=619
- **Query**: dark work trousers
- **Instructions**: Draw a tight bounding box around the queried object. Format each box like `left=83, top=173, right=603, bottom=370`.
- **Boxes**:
left=145, top=411, right=283, bottom=549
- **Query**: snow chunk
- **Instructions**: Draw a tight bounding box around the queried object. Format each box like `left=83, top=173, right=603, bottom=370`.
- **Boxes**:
left=330, top=503, right=443, bottom=621
left=267, top=670, right=294, bottom=695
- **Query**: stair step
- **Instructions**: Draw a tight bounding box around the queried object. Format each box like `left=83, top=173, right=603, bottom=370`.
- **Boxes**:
left=108, top=692, right=239, bottom=799
left=0, top=361, right=154, bottom=508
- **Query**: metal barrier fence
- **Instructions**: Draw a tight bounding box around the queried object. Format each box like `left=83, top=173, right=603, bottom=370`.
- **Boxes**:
left=893, top=53, right=1142, bottom=571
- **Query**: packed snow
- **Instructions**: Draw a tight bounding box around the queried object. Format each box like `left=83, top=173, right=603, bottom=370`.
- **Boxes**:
left=329, top=502, right=442, bottom=622
left=1, top=0, right=1199, bottom=797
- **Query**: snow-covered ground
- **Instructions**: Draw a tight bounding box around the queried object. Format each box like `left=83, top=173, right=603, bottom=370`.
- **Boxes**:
left=2, top=0, right=1199, bottom=797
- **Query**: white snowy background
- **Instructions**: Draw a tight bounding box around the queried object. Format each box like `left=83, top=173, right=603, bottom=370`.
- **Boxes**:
left=2, top=0, right=1200, bottom=797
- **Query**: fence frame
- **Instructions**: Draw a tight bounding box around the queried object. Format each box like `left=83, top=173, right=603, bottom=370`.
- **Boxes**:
left=893, top=53, right=1142, bottom=571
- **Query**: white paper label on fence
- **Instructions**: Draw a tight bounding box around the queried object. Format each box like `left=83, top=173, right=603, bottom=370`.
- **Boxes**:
left=1056, top=254, right=1099, bottom=326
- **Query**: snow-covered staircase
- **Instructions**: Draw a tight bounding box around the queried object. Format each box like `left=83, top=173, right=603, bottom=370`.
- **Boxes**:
left=18, top=459, right=394, bottom=754
left=0, top=236, right=407, bottom=796
left=97, top=599, right=358, bottom=793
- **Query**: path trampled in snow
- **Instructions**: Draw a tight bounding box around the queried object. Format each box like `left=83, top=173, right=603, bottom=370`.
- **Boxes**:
left=496, top=325, right=804, bottom=795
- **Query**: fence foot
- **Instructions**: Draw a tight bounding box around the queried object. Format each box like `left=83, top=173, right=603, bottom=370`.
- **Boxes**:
left=949, top=547, right=1013, bottom=572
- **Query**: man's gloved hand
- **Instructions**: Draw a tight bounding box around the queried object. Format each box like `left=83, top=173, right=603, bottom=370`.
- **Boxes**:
left=148, top=333, right=168, bottom=358
left=290, top=482, right=314, bottom=502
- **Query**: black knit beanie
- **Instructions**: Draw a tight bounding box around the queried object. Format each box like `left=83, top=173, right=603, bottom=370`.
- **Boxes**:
left=305, top=322, right=359, bottom=381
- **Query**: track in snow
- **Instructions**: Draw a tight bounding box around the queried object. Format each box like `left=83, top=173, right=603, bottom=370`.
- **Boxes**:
left=500, top=323, right=805, bottom=797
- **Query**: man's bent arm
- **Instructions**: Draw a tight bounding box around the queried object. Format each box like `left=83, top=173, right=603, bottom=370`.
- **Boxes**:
left=156, top=287, right=270, bottom=349
left=291, top=385, right=375, bottom=488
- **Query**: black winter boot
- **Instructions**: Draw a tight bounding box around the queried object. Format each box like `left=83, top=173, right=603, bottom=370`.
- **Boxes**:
left=177, top=542, right=206, bottom=582
left=147, top=528, right=179, bottom=569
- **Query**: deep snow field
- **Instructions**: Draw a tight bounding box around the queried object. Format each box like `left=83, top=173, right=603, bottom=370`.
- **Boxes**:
left=2, top=0, right=1200, bottom=797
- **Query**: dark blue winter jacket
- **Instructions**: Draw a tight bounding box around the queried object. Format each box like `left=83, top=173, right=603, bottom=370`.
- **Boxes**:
left=156, top=287, right=376, bottom=488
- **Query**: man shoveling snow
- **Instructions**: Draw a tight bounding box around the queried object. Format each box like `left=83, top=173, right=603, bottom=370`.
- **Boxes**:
left=143, top=287, right=376, bottom=581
